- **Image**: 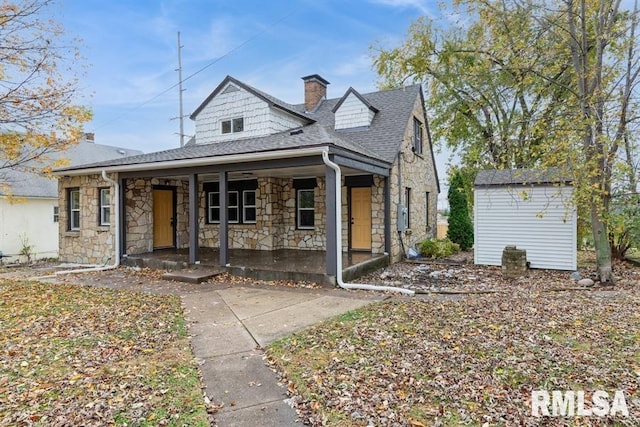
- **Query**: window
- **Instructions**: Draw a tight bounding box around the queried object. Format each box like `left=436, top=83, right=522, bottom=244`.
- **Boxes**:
left=297, top=189, right=315, bottom=229
left=243, top=190, right=256, bottom=223
left=228, top=191, right=239, bottom=223
left=99, top=188, right=111, bottom=226
left=208, top=192, right=220, bottom=223
left=405, top=187, right=411, bottom=229
left=413, top=117, right=423, bottom=154
left=221, top=117, right=244, bottom=134
left=205, top=180, right=258, bottom=224
left=68, top=188, right=80, bottom=231
left=53, top=206, right=59, bottom=223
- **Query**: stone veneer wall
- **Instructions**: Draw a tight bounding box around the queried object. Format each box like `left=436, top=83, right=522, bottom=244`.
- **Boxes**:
left=388, top=95, right=439, bottom=262
left=58, top=174, right=116, bottom=264
left=59, top=168, right=391, bottom=263
left=198, top=176, right=353, bottom=252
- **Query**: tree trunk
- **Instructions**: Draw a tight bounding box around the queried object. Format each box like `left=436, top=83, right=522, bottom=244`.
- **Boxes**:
left=591, top=203, right=614, bottom=284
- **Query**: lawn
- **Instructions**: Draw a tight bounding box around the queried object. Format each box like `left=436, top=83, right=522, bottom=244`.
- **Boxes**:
left=268, top=289, right=640, bottom=426
left=0, top=279, right=211, bottom=426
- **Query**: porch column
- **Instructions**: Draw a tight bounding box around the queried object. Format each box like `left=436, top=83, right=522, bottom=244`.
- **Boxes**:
left=119, top=177, right=127, bottom=257
left=325, top=165, right=337, bottom=276
left=188, top=173, right=199, bottom=264
left=219, top=171, right=229, bottom=267
left=384, top=175, right=391, bottom=254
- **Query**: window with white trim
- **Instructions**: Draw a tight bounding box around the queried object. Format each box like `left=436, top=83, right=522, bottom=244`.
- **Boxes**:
left=243, top=190, right=256, bottom=223
left=297, top=189, right=315, bottom=229
left=228, top=191, right=239, bottom=223
left=207, top=191, right=238, bottom=223
left=221, top=117, right=244, bottom=134
left=68, top=188, right=80, bottom=231
left=99, top=188, right=111, bottom=226
left=53, top=206, right=59, bottom=223
left=208, top=192, right=220, bottom=223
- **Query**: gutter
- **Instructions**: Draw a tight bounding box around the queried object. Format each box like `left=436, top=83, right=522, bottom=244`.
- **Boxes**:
left=321, top=149, right=414, bottom=296
left=54, top=147, right=331, bottom=176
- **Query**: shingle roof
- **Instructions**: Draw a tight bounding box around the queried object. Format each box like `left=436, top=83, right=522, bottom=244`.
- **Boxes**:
left=56, top=124, right=381, bottom=171
left=474, top=168, right=571, bottom=187
left=57, top=79, right=424, bottom=173
left=1, top=141, right=142, bottom=197
left=302, top=84, right=422, bottom=163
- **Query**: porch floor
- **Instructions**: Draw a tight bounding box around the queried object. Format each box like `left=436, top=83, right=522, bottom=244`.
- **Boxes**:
left=122, top=248, right=389, bottom=286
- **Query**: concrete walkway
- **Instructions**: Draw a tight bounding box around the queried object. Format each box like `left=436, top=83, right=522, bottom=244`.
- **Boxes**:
left=181, top=286, right=381, bottom=426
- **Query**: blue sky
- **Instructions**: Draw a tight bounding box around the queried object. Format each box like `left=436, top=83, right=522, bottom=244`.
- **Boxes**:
left=55, top=0, right=450, bottom=199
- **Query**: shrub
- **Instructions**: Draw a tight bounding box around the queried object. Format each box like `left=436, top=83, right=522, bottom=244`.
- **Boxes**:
left=447, top=171, right=474, bottom=250
left=419, top=238, right=460, bottom=258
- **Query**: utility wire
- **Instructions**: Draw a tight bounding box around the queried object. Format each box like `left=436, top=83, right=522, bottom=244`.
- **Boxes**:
left=91, top=6, right=301, bottom=132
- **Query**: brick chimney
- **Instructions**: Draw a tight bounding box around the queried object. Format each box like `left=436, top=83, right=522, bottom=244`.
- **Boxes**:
left=302, top=74, right=330, bottom=112
left=83, top=132, right=95, bottom=142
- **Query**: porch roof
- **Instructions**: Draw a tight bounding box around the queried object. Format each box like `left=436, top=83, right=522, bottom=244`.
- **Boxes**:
left=54, top=124, right=389, bottom=175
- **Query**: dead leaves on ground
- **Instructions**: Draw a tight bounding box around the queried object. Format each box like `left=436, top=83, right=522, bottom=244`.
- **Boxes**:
left=0, top=280, right=211, bottom=426
left=268, top=290, right=640, bottom=426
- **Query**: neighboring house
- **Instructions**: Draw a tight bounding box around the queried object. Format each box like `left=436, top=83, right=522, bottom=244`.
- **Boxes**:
left=54, top=75, right=440, bottom=280
left=474, top=168, right=576, bottom=270
left=0, top=135, right=142, bottom=262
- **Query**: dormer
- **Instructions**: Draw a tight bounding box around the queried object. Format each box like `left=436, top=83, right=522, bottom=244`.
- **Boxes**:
left=332, top=87, right=378, bottom=130
left=190, top=76, right=314, bottom=145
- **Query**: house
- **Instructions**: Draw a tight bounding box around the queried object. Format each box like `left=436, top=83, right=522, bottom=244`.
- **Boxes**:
left=474, top=168, right=577, bottom=270
left=0, top=134, right=141, bottom=262
left=54, top=75, right=439, bottom=283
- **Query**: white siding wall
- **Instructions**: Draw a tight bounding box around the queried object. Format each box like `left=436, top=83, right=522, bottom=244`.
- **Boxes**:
left=474, top=185, right=576, bottom=270
left=0, top=198, right=59, bottom=262
left=194, top=84, right=305, bottom=144
left=334, top=93, right=375, bottom=130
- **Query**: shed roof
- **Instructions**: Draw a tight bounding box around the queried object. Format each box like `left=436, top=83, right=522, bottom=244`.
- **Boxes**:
left=474, top=168, right=571, bottom=187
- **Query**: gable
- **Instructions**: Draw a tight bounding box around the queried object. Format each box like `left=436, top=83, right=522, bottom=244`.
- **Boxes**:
left=333, top=88, right=378, bottom=130
left=192, top=78, right=311, bottom=145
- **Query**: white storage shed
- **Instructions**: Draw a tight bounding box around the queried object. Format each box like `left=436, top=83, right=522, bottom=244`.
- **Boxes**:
left=474, top=169, right=577, bottom=271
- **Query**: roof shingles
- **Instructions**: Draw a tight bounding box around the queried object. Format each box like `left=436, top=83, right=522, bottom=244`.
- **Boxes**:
left=58, top=79, right=423, bottom=173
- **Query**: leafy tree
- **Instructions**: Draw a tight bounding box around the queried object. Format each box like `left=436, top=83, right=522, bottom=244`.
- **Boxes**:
left=373, top=0, right=640, bottom=283
left=447, top=171, right=474, bottom=250
left=0, top=0, right=91, bottom=195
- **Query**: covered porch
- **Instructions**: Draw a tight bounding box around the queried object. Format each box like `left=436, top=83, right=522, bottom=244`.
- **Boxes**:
left=121, top=248, right=389, bottom=286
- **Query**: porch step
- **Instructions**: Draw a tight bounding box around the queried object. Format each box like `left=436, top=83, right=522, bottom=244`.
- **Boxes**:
left=162, top=268, right=223, bottom=284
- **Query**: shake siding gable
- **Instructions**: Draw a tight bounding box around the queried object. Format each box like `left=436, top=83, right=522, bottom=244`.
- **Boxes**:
left=194, top=84, right=306, bottom=144
left=474, top=185, right=576, bottom=270
left=334, top=93, right=375, bottom=129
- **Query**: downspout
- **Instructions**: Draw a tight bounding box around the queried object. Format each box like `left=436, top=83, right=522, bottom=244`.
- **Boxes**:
left=321, top=149, right=414, bottom=296
left=46, top=170, right=121, bottom=277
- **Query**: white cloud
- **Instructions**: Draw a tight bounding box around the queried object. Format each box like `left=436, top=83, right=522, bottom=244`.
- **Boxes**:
left=368, top=0, right=435, bottom=16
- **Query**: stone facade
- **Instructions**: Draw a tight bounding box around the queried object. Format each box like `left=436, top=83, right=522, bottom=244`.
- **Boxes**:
left=58, top=174, right=116, bottom=264
left=58, top=95, right=438, bottom=266
left=388, top=95, right=439, bottom=262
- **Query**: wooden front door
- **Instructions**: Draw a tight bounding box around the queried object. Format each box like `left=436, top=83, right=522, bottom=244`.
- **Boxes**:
left=350, top=187, right=372, bottom=251
left=153, top=188, right=174, bottom=249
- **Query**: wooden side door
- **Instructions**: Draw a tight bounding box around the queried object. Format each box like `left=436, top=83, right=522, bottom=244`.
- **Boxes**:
left=350, top=187, right=372, bottom=251
left=153, top=188, right=174, bottom=249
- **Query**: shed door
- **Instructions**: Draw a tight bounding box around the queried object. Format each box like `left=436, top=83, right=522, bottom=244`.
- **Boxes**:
left=350, top=187, right=372, bottom=251
left=153, top=189, right=174, bottom=249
